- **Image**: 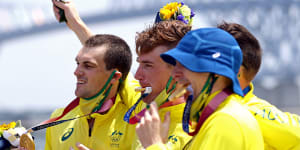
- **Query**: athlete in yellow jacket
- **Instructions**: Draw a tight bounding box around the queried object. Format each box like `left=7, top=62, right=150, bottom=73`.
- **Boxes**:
left=132, top=20, right=194, bottom=149
left=139, top=28, right=264, bottom=149
left=45, top=35, right=141, bottom=150
left=218, top=22, right=300, bottom=150
left=131, top=3, right=195, bottom=149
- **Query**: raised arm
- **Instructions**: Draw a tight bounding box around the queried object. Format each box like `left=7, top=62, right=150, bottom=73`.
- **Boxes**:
left=52, top=0, right=93, bottom=44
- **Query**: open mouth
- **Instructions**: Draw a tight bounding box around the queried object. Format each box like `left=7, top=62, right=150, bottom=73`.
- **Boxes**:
left=139, top=82, right=151, bottom=88
left=77, top=79, right=86, bottom=85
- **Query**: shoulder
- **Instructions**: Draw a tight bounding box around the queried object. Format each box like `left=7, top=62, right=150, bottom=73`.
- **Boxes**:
left=197, top=109, right=263, bottom=149
left=120, top=73, right=140, bottom=91
left=192, top=112, right=259, bottom=149
left=118, top=73, right=141, bottom=107
left=50, top=108, right=65, bottom=118
left=49, top=106, right=80, bottom=119
left=201, top=113, right=245, bottom=139
left=244, top=91, right=300, bottom=126
left=212, top=94, right=262, bottom=133
left=218, top=94, right=254, bottom=118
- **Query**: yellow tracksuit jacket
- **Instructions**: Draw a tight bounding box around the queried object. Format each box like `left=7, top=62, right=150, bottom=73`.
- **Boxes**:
left=242, top=83, right=300, bottom=150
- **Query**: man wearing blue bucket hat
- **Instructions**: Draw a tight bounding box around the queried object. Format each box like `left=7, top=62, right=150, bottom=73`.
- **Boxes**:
left=159, top=28, right=264, bottom=149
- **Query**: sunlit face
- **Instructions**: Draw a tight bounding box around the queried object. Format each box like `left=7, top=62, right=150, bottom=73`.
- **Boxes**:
left=171, top=64, right=190, bottom=85
left=74, top=46, right=112, bottom=98
left=135, top=45, right=173, bottom=103
left=172, top=61, right=209, bottom=97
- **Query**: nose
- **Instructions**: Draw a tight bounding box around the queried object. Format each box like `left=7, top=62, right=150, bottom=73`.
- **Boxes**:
left=171, top=65, right=183, bottom=81
left=74, top=66, right=83, bottom=77
left=134, top=66, right=144, bottom=80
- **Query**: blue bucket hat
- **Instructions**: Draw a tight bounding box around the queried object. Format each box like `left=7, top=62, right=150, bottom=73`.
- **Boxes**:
left=161, top=28, right=244, bottom=96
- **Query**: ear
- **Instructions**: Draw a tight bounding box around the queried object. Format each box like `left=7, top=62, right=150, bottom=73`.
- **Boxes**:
left=238, top=68, right=242, bottom=78
left=110, top=70, right=122, bottom=84
left=237, top=67, right=249, bottom=90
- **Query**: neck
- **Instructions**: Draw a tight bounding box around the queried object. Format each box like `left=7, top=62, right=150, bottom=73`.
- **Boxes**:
left=85, top=81, right=119, bottom=102
left=105, top=81, right=119, bottom=101
left=210, top=78, right=229, bottom=94
left=142, top=93, right=157, bottom=104
left=239, top=76, right=250, bottom=90
left=193, top=76, right=230, bottom=98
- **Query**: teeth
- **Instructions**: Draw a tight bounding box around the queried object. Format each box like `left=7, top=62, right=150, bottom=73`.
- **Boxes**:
left=135, top=87, right=144, bottom=92
left=77, top=80, right=85, bottom=84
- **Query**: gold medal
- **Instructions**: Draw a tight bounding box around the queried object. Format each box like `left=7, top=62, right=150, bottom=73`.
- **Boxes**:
left=20, top=133, right=35, bottom=150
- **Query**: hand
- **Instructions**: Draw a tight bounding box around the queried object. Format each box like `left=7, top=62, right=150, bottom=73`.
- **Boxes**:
left=69, top=142, right=92, bottom=150
left=52, top=0, right=93, bottom=44
left=52, top=0, right=81, bottom=30
left=161, top=111, right=171, bottom=143
left=136, top=102, right=171, bottom=148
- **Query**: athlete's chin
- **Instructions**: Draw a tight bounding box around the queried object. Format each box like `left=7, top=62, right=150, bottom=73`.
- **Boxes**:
left=142, top=92, right=158, bottom=104
left=75, top=91, right=81, bottom=98
left=142, top=96, right=154, bottom=104
left=75, top=89, right=85, bottom=98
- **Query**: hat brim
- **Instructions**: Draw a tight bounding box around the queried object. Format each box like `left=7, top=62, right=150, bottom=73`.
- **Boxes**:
left=161, top=47, right=244, bottom=96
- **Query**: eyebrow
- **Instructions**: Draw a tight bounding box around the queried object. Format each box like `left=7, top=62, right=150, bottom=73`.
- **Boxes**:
left=75, top=58, right=96, bottom=66
left=140, top=60, right=154, bottom=64
left=136, top=57, right=153, bottom=63
left=83, top=61, right=97, bottom=66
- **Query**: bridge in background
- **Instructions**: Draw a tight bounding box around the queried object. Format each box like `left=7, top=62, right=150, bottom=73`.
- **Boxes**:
left=1, top=0, right=300, bottom=108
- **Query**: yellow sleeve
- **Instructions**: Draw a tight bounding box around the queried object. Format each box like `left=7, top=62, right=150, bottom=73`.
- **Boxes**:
left=283, top=111, right=300, bottom=126
left=245, top=97, right=300, bottom=149
left=44, top=126, right=52, bottom=150
left=141, top=114, right=192, bottom=149
left=143, top=136, right=189, bottom=150
left=146, top=143, right=167, bottom=150
left=145, top=136, right=189, bottom=150
left=44, top=108, right=64, bottom=150
left=246, top=96, right=300, bottom=126
left=142, top=130, right=191, bottom=150
left=134, top=116, right=192, bottom=150
left=162, top=125, right=192, bottom=150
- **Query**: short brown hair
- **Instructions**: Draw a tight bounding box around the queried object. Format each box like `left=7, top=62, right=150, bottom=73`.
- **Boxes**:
left=217, top=22, right=262, bottom=81
left=84, top=34, right=132, bottom=80
left=136, top=20, right=192, bottom=55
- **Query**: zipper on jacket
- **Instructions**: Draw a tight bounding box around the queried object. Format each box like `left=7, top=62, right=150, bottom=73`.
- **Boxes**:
left=88, top=118, right=95, bottom=137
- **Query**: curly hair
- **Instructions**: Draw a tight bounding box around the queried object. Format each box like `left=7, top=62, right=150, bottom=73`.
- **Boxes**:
left=136, top=20, right=192, bottom=55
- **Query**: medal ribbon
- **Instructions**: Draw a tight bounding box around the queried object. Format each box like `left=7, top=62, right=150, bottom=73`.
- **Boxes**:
left=182, top=73, right=233, bottom=136
left=124, top=77, right=180, bottom=124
